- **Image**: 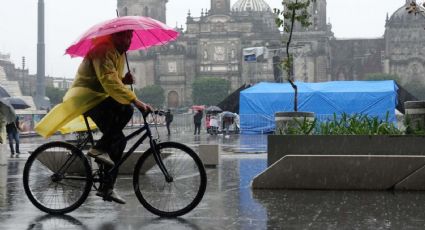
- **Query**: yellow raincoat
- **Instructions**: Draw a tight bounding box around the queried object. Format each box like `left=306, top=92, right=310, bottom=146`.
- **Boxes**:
left=35, top=39, right=136, bottom=138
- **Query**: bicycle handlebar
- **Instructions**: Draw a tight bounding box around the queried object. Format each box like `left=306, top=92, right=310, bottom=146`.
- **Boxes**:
left=135, top=106, right=165, bottom=120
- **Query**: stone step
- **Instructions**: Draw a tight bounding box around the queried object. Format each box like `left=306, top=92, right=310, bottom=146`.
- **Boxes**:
left=252, top=155, right=425, bottom=190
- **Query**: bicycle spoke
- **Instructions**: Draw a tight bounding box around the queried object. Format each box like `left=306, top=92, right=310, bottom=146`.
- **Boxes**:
left=24, top=142, right=92, bottom=214
left=135, top=142, right=206, bottom=217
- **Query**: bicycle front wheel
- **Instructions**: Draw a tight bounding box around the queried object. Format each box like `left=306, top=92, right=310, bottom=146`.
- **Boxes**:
left=23, top=141, right=92, bottom=214
left=133, top=142, right=207, bottom=217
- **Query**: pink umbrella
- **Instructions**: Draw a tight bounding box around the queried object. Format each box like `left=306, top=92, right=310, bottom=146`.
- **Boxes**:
left=66, top=16, right=179, bottom=57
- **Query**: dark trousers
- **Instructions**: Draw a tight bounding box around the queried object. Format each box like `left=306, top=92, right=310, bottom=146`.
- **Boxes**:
left=166, top=122, right=171, bottom=135
left=7, top=131, right=19, bottom=154
left=194, top=123, right=201, bottom=135
left=85, top=97, right=133, bottom=188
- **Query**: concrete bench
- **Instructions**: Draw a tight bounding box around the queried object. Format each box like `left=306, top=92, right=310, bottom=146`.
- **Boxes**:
left=198, top=144, right=219, bottom=167
left=252, top=155, right=425, bottom=190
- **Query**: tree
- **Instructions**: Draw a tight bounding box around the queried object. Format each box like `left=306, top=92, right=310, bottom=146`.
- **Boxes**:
left=192, top=77, right=230, bottom=106
left=45, top=86, right=66, bottom=106
left=135, top=85, right=165, bottom=108
left=406, top=1, right=425, bottom=15
left=274, top=0, right=315, bottom=112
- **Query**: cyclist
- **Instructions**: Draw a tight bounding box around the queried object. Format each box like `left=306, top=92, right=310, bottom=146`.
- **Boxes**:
left=35, top=30, right=153, bottom=204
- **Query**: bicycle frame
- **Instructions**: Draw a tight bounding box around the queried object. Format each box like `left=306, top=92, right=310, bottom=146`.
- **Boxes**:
left=82, top=110, right=173, bottom=183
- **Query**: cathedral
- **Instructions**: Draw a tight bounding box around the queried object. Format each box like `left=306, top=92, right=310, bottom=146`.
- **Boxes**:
left=119, top=0, right=280, bottom=107
left=116, top=0, right=425, bottom=108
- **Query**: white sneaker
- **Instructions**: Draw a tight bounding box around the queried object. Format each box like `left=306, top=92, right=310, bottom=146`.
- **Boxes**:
left=87, top=148, right=115, bottom=167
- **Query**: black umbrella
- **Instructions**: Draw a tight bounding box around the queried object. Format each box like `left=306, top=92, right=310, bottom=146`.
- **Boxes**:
left=0, top=85, right=10, bottom=97
left=4, top=97, right=30, bottom=109
left=0, top=98, right=16, bottom=123
left=221, top=111, right=236, bottom=118
left=205, top=106, right=222, bottom=113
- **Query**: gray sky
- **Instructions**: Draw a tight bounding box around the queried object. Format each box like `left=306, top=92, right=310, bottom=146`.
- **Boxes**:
left=0, top=0, right=405, bottom=78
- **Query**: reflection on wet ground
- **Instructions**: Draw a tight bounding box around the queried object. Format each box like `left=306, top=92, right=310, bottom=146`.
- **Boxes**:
left=2, top=134, right=425, bottom=229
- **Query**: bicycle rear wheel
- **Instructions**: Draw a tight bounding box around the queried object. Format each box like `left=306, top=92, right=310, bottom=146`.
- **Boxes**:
left=133, top=141, right=207, bottom=217
left=23, top=141, right=92, bottom=214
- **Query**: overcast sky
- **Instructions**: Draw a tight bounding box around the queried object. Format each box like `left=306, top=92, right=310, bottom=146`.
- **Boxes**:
left=0, top=0, right=405, bottom=78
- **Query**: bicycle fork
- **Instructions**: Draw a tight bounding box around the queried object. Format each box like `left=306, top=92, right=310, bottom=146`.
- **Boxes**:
left=150, top=139, right=173, bottom=183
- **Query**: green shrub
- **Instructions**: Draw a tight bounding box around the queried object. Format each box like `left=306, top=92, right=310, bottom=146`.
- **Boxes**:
left=281, top=112, right=403, bottom=135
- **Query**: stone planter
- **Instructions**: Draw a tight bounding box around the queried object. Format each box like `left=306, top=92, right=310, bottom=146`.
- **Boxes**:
left=268, top=135, right=425, bottom=166
left=274, top=111, right=315, bottom=134
left=404, top=101, right=425, bottom=132
left=251, top=135, right=425, bottom=190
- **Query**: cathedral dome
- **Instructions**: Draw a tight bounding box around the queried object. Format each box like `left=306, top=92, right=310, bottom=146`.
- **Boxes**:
left=388, top=1, right=425, bottom=25
left=232, top=0, right=272, bottom=12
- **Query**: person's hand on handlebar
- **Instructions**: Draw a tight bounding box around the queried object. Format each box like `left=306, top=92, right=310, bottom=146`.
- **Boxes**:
left=132, top=98, right=154, bottom=113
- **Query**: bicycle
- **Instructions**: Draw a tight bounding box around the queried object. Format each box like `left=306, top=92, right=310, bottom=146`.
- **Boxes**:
left=23, top=109, right=207, bottom=217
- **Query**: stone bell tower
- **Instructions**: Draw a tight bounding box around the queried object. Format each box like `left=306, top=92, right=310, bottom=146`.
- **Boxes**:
left=117, top=0, right=168, bottom=23
left=210, top=0, right=231, bottom=15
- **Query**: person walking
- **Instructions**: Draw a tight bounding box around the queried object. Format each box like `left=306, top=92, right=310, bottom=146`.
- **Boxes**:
left=165, top=109, right=173, bottom=135
left=6, top=116, right=21, bottom=158
left=193, top=110, right=203, bottom=135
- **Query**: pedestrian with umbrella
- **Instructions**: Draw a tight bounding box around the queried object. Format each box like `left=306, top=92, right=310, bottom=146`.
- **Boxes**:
left=6, top=116, right=22, bottom=158
left=193, top=110, right=203, bottom=135
left=0, top=98, right=16, bottom=145
left=35, top=16, right=179, bottom=205
left=221, top=111, right=236, bottom=136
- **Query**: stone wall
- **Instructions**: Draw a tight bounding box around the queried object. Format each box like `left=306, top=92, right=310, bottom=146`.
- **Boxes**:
left=329, top=38, right=385, bottom=81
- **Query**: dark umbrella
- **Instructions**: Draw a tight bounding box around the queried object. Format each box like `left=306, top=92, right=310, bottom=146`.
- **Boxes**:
left=205, top=106, right=222, bottom=113
left=0, top=98, right=16, bottom=123
left=221, top=111, right=236, bottom=118
left=4, top=97, right=30, bottom=109
left=0, top=85, right=11, bottom=98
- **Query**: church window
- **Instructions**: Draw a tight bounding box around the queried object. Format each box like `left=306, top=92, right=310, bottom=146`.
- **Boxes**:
left=203, top=50, right=208, bottom=60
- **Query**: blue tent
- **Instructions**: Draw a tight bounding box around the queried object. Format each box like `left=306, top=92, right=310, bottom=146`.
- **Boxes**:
left=239, top=81, right=399, bottom=134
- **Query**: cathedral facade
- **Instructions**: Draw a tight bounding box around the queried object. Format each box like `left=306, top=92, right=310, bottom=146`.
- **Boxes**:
left=116, top=0, right=425, bottom=107
left=119, top=0, right=281, bottom=107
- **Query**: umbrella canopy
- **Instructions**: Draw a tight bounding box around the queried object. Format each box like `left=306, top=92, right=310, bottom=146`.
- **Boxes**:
left=221, top=111, right=236, bottom=118
left=0, top=98, right=16, bottom=123
left=0, top=85, right=10, bottom=98
left=66, top=16, right=179, bottom=57
left=191, top=105, right=205, bottom=111
left=3, top=97, right=30, bottom=109
left=205, top=106, right=222, bottom=113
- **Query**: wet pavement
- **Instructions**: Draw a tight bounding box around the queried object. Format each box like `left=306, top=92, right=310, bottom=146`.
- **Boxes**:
left=2, top=131, right=425, bottom=229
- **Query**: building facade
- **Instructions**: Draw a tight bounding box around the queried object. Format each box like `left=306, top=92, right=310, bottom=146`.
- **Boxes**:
left=1, top=0, right=423, bottom=108
left=116, top=0, right=425, bottom=107
left=119, top=0, right=281, bottom=107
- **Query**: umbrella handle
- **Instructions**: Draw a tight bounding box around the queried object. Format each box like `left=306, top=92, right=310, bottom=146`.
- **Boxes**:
left=124, top=52, right=133, bottom=91
left=117, top=9, right=134, bottom=91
